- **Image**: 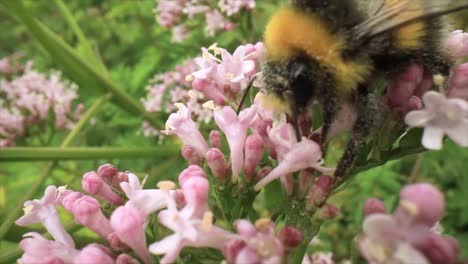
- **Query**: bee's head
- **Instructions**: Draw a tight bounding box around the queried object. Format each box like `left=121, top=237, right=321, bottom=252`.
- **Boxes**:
left=260, top=57, right=319, bottom=114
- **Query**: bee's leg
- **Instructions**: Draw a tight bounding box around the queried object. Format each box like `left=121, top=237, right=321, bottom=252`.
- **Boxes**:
left=334, top=85, right=378, bottom=178
left=320, top=92, right=340, bottom=149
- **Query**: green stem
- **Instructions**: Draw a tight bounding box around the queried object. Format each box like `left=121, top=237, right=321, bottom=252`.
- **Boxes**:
left=0, top=146, right=178, bottom=162
left=0, top=95, right=106, bottom=240
left=52, top=0, right=107, bottom=73
left=352, top=146, right=426, bottom=175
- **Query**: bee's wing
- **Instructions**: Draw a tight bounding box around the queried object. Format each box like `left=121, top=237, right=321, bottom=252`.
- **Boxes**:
left=354, top=0, right=468, bottom=40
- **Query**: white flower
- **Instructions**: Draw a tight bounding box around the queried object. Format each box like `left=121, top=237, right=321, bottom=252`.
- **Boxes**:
left=404, top=91, right=468, bottom=149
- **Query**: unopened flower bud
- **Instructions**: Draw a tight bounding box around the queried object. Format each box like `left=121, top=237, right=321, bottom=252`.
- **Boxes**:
left=319, top=204, right=340, bottom=220
left=206, top=148, right=229, bottom=182
left=223, top=239, right=247, bottom=264
left=74, top=244, right=115, bottom=264
left=308, top=176, right=334, bottom=207
left=447, top=63, right=468, bottom=101
left=181, top=176, right=210, bottom=207
left=363, top=198, right=387, bottom=216
left=244, top=134, right=264, bottom=180
left=399, top=183, right=445, bottom=226
left=417, top=234, right=460, bottom=264
left=59, top=191, right=83, bottom=211
left=182, top=145, right=203, bottom=165
left=279, top=226, right=303, bottom=249
left=209, top=130, right=222, bottom=149
left=97, top=163, right=118, bottom=183
left=178, top=165, right=206, bottom=188
left=257, top=119, right=273, bottom=137
left=71, top=196, right=113, bottom=240
left=116, top=254, right=139, bottom=264
left=117, top=172, right=129, bottom=184
left=82, top=171, right=123, bottom=205
left=107, top=232, right=129, bottom=251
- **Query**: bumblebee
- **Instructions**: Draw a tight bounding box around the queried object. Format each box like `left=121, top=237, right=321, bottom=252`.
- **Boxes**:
left=261, top=0, right=468, bottom=178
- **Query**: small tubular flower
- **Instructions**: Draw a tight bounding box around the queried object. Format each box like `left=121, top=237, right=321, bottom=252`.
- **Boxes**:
left=18, top=232, right=79, bottom=264
left=404, top=91, right=468, bottom=149
left=254, top=140, right=334, bottom=191
left=120, top=173, right=171, bottom=217
left=214, top=105, right=258, bottom=182
left=111, top=206, right=152, bottom=264
left=163, top=99, right=209, bottom=156
left=15, top=186, right=74, bottom=248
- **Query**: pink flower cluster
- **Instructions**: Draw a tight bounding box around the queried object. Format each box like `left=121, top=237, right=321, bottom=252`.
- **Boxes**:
left=359, top=183, right=461, bottom=264
left=16, top=163, right=302, bottom=264
left=383, top=31, right=468, bottom=150
left=164, top=89, right=336, bottom=207
left=188, top=43, right=264, bottom=105
left=0, top=58, right=83, bottom=147
left=142, top=59, right=212, bottom=137
left=155, top=0, right=255, bottom=41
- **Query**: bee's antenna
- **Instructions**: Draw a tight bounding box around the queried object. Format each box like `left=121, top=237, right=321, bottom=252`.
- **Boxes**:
left=236, top=76, right=256, bottom=115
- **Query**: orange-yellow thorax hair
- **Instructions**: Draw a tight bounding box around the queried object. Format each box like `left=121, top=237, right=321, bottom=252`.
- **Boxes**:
left=264, top=6, right=372, bottom=96
left=385, top=0, right=426, bottom=49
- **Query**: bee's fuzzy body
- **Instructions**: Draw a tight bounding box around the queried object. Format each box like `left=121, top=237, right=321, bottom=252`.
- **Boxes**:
left=261, top=0, right=465, bottom=177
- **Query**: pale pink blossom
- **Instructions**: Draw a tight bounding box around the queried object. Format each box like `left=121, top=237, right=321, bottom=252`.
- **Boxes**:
left=303, top=252, right=335, bottom=264
left=120, top=173, right=172, bottom=217
left=359, top=214, right=431, bottom=264
left=254, top=139, right=333, bottom=191
left=214, top=105, right=258, bottom=182
left=18, top=232, right=80, bottom=264
left=172, top=24, right=190, bottom=43
left=163, top=99, right=210, bottom=156
left=404, top=91, right=468, bottom=149
left=0, top=57, right=11, bottom=74
left=224, top=219, right=298, bottom=263
left=205, top=9, right=230, bottom=36
left=15, top=186, right=74, bottom=248
left=149, top=176, right=234, bottom=264
left=0, top=62, right=81, bottom=145
left=359, top=183, right=461, bottom=264
left=219, top=0, right=256, bottom=16
left=155, top=0, right=186, bottom=27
